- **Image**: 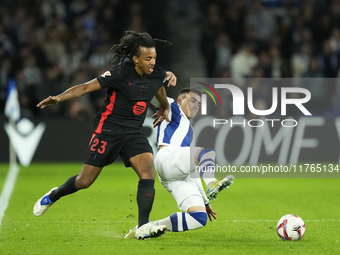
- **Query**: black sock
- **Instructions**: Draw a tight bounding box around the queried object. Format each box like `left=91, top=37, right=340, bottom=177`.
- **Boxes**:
left=137, top=179, right=155, bottom=227
left=49, top=175, right=79, bottom=202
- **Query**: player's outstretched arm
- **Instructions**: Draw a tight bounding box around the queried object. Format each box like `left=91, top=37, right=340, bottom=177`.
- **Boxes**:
left=37, top=78, right=101, bottom=109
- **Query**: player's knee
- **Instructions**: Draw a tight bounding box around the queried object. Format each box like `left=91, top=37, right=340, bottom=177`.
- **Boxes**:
left=137, top=167, right=155, bottom=179
left=136, top=164, right=155, bottom=179
left=189, top=211, right=208, bottom=227
left=131, top=154, right=155, bottom=179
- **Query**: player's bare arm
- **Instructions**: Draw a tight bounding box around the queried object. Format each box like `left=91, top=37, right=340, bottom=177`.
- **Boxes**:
left=152, top=86, right=171, bottom=127
left=165, top=71, right=177, bottom=87
left=37, top=78, right=101, bottom=109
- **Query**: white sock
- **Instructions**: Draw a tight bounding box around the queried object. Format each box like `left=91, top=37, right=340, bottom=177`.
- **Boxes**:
left=154, top=211, right=207, bottom=232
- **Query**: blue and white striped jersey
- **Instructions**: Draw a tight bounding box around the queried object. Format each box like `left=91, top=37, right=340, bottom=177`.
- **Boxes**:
left=157, top=98, right=193, bottom=147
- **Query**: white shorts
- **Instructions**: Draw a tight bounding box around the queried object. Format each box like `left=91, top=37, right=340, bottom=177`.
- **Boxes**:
left=155, top=147, right=204, bottom=212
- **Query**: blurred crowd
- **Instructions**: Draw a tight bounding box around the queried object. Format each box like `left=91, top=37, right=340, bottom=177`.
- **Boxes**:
left=199, top=0, right=340, bottom=118
left=0, top=0, right=169, bottom=120
left=2, top=0, right=340, bottom=121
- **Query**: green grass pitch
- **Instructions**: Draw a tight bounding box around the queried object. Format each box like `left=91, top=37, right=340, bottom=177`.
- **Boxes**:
left=0, top=163, right=339, bottom=255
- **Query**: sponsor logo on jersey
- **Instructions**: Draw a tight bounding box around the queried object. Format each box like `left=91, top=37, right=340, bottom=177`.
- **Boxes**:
left=128, top=81, right=137, bottom=86
left=133, top=101, right=147, bottom=115
left=101, top=71, right=111, bottom=77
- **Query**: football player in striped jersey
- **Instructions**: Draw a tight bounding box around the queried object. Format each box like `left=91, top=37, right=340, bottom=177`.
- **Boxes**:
left=154, top=88, right=235, bottom=232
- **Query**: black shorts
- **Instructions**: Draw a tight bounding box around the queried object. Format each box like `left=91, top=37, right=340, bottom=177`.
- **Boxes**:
left=83, top=132, right=153, bottom=167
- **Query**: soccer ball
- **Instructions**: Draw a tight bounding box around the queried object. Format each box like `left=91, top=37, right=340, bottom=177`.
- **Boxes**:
left=276, top=214, right=305, bottom=241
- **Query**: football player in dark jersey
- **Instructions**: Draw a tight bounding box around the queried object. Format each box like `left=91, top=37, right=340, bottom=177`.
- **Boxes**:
left=33, top=31, right=176, bottom=239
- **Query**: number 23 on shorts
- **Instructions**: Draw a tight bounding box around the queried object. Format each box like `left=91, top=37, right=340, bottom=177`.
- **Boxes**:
left=90, top=138, right=107, bottom=154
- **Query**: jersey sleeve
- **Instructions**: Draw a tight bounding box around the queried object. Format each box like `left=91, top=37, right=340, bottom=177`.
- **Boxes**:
left=154, top=65, right=168, bottom=88
left=157, top=98, right=175, bottom=146
left=96, top=63, right=126, bottom=89
left=166, top=97, right=174, bottom=114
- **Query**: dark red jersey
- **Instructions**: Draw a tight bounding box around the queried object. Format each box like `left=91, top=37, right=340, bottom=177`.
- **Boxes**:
left=94, top=61, right=166, bottom=134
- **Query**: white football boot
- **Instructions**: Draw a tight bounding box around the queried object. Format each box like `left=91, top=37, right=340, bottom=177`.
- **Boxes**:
left=124, top=225, right=138, bottom=239
left=135, top=222, right=167, bottom=240
left=33, top=187, right=58, bottom=216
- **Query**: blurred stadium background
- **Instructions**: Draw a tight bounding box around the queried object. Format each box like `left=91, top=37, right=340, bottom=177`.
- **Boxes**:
left=1, top=0, right=340, bottom=163
left=1, top=2, right=340, bottom=254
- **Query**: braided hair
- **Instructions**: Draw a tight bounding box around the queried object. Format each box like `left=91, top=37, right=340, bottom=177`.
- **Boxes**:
left=110, top=31, right=172, bottom=65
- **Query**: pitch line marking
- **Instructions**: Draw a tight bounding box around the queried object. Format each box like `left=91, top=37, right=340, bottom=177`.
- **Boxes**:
left=0, top=164, right=19, bottom=227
